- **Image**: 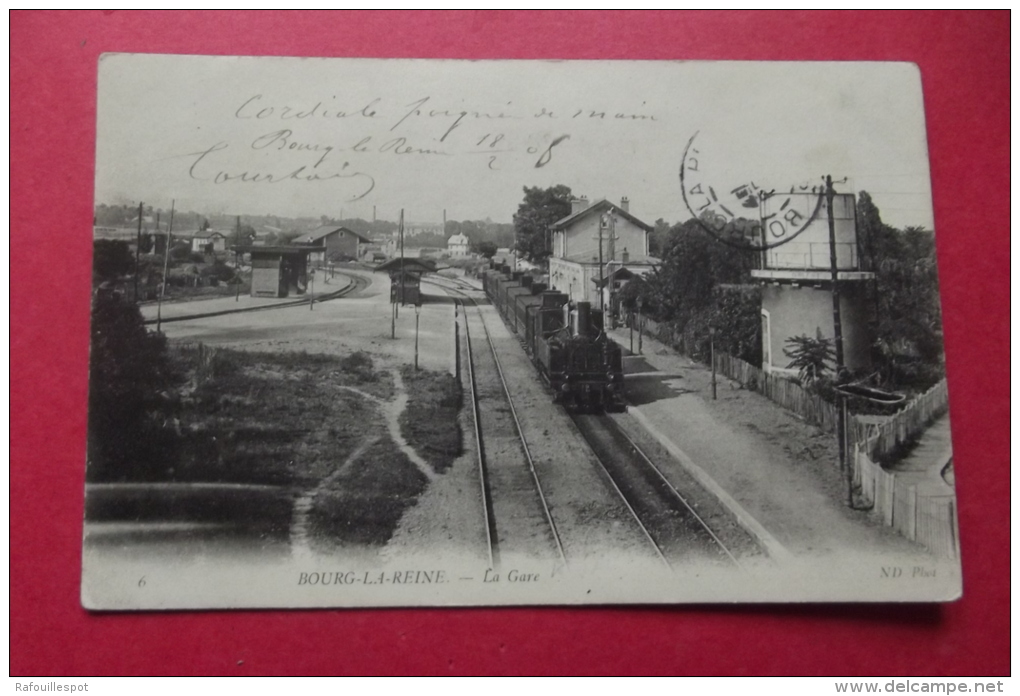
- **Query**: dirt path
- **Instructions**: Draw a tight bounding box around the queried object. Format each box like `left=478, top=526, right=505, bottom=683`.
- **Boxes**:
left=290, top=435, right=380, bottom=560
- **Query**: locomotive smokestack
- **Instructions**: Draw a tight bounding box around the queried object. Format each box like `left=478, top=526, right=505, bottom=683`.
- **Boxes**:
left=576, top=301, right=591, bottom=337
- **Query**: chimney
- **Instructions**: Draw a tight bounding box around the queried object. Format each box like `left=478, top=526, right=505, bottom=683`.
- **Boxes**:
left=571, top=196, right=589, bottom=215
left=621, top=247, right=630, bottom=263
left=620, top=196, right=630, bottom=213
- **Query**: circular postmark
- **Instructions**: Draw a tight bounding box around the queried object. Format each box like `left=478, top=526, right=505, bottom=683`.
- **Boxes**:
left=679, top=131, right=826, bottom=251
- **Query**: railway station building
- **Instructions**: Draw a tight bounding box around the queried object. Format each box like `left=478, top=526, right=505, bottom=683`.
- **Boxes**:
left=292, top=225, right=372, bottom=267
left=547, top=196, right=658, bottom=310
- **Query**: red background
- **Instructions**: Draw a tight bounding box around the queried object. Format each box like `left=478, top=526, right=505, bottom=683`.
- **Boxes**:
left=10, top=11, right=1009, bottom=676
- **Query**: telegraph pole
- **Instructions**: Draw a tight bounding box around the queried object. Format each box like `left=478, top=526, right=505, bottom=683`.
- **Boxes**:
left=156, top=199, right=175, bottom=333
left=710, top=327, right=718, bottom=400
left=597, top=215, right=605, bottom=311
left=235, top=215, right=241, bottom=301
left=825, top=176, right=846, bottom=369
left=134, top=201, right=143, bottom=302
left=399, top=208, right=405, bottom=310
left=414, top=303, right=420, bottom=370
left=825, top=175, right=851, bottom=506
left=607, top=210, right=617, bottom=327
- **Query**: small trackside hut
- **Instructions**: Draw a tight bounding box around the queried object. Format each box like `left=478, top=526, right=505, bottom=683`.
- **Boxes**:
left=374, top=257, right=437, bottom=305
left=234, top=245, right=315, bottom=298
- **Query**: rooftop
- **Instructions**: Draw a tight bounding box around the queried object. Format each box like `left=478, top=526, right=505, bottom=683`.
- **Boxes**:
left=292, top=225, right=372, bottom=244
left=551, top=198, right=653, bottom=233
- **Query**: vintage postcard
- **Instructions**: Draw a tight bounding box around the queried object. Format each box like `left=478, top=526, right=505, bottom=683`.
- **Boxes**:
left=83, top=55, right=960, bottom=609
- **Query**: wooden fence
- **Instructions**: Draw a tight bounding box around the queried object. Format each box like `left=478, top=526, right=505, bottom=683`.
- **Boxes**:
left=852, top=379, right=950, bottom=460
left=712, top=351, right=839, bottom=433
left=705, top=346, right=949, bottom=460
left=914, top=493, right=959, bottom=559
left=853, top=444, right=958, bottom=558
left=636, top=319, right=958, bottom=558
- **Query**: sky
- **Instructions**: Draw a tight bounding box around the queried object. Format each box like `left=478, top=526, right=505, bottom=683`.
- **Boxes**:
left=95, top=55, right=935, bottom=230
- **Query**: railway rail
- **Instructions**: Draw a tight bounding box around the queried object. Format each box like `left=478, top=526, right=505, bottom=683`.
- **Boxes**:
left=572, top=413, right=742, bottom=571
left=423, top=276, right=566, bottom=569
left=426, top=273, right=742, bottom=571
left=143, top=269, right=369, bottom=325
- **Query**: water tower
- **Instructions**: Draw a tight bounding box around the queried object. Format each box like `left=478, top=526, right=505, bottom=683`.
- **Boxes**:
left=751, top=192, right=875, bottom=377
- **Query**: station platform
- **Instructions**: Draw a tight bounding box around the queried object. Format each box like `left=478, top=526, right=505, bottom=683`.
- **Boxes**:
left=606, top=327, right=925, bottom=563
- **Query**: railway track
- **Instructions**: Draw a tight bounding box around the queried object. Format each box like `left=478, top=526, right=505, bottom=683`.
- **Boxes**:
left=571, top=413, right=742, bottom=571
left=427, top=273, right=742, bottom=571
left=423, top=276, right=565, bottom=570
left=144, top=269, right=369, bottom=325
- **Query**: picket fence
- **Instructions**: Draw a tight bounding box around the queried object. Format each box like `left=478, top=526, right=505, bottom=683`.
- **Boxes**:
left=853, top=444, right=959, bottom=558
left=678, top=330, right=950, bottom=461
left=852, top=379, right=950, bottom=461
left=711, top=351, right=840, bottom=433
left=633, top=318, right=957, bottom=558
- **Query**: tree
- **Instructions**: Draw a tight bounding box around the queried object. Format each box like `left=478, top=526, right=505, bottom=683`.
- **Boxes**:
left=264, top=229, right=302, bottom=246
left=236, top=224, right=257, bottom=246
left=645, top=219, right=755, bottom=323
left=92, top=240, right=135, bottom=284
left=856, top=192, right=945, bottom=388
left=784, top=332, right=836, bottom=386
left=512, top=185, right=572, bottom=263
left=169, top=240, right=194, bottom=262
left=649, top=218, right=672, bottom=257
left=474, top=241, right=498, bottom=259
left=87, top=290, right=180, bottom=481
left=639, top=218, right=761, bottom=361
left=617, top=275, right=651, bottom=313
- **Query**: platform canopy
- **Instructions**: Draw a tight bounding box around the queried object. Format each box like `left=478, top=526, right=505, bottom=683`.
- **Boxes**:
left=591, top=266, right=638, bottom=288
left=374, top=258, right=437, bottom=275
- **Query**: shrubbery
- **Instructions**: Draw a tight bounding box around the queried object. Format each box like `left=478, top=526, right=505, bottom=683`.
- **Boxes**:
left=87, top=290, right=180, bottom=481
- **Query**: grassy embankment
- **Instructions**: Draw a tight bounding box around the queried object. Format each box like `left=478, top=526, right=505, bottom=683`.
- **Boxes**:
left=89, top=345, right=464, bottom=548
left=306, top=364, right=464, bottom=549
left=398, top=365, right=463, bottom=474
left=173, top=346, right=394, bottom=485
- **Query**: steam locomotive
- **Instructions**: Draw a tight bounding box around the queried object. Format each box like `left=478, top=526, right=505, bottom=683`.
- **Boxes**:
left=482, top=263, right=625, bottom=412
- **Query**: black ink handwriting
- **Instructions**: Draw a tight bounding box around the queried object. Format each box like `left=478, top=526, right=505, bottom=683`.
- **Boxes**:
left=235, top=95, right=379, bottom=120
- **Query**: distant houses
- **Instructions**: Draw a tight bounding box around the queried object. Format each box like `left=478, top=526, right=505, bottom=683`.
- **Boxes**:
left=291, top=225, right=372, bottom=265
left=447, top=233, right=470, bottom=257
left=191, top=231, right=227, bottom=254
